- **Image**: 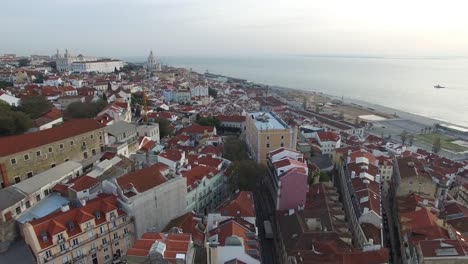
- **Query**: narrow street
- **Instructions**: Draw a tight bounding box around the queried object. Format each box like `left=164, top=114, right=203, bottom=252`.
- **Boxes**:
left=253, top=177, right=278, bottom=264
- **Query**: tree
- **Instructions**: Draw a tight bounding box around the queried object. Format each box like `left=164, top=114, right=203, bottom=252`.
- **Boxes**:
left=0, top=81, right=13, bottom=89
left=223, top=137, right=249, bottom=161
left=432, top=135, right=441, bottom=154
left=198, top=116, right=220, bottom=127
left=408, top=134, right=414, bottom=146
left=154, top=117, right=173, bottom=138
left=33, top=72, right=44, bottom=84
left=308, top=169, right=320, bottom=185
left=0, top=102, right=33, bottom=136
left=400, top=130, right=408, bottom=145
left=319, top=171, right=331, bottom=182
left=226, top=160, right=267, bottom=191
left=208, top=87, right=218, bottom=98
left=18, top=96, right=50, bottom=119
left=102, top=92, right=108, bottom=102
left=65, top=99, right=108, bottom=119
left=18, top=58, right=30, bottom=67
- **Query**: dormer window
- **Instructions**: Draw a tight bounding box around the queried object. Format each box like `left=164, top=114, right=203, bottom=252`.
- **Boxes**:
left=41, top=231, right=48, bottom=243
left=67, top=221, right=74, bottom=231
left=94, top=211, right=101, bottom=219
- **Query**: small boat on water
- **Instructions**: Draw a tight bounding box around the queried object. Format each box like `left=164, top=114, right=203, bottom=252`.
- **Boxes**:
left=434, top=84, right=445, bottom=89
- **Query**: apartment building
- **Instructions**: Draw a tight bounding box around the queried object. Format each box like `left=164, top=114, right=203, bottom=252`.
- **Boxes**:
left=23, top=194, right=135, bottom=264
left=266, top=147, right=309, bottom=211
left=245, top=112, right=297, bottom=165
left=0, top=119, right=107, bottom=188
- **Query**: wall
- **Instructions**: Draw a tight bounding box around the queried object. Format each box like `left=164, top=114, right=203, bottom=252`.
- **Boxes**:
left=0, top=128, right=106, bottom=187
left=121, top=177, right=187, bottom=237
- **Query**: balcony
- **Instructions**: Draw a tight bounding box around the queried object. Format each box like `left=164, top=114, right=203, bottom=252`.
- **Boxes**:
left=58, top=238, right=65, bottom=244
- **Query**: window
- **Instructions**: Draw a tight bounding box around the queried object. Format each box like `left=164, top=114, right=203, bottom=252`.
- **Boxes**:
left=99, top=135, right=103, bottom=140
left=70, top=140, right=74, bottom=146
left=124, top=228, right=128, bottom=235
left=10, top=158, right=16, bottom=165
left=64, top=158, right=69, bottom=162
left=113, top=233, right=118, bottom=240
left=280, top=143, right=284, bottom=147
left=16, top=207, right=21, bottom=214
left=72, top=238, right=79, bottom=246
left=48, top=147, right=53, bottom=153
left=87, top=230, right=94, bottom=239
left=102, top=238, right=108, bottom=245
left=90, top=242, right=96, bottom=251
left=45, top=250, right=52, bottom=258
left=92, top=149, right=96, bottom=155
left=36, top=194, right=41, bottom=202
left=44, top=189, right=49, bottom=196
left=266, top=143, right=270, bottom=148
left=60, top=244, right=66, bottom=252
left=27, top=172, right=33, bottom=178
left=36, top=150, right=41, bottom=157
left=62, top=255, right=68, bottom=264
left=24, top=154, right=30, bottom=161
left=51, top=164, right=56, bottom=168
left=100, top=226, right=105, bottom=234
left=15, top=176, right=21, bottom=183
left=83, top=152, right=88, bottom=159
left=90, top=134, right=94, bottom=139
left=115, top=242, right=119, bottom=246
left=57, top=233, right=64, bottom=240
left=122, top=216, right=127, bottom=222
left=82, top=142, right=86, bottom=147
left=267, top=136, right=270, bottom=140
left=25, top=201, right=31, bottom=208
left=105, top=255, right=110, bottom=260
left=281, top=135, right=284, bottom=139
left=59, top=143, right=64, bottom=149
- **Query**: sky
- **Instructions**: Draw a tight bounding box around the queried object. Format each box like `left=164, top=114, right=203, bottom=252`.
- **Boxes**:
left=2, top=0, right=468, bottom=57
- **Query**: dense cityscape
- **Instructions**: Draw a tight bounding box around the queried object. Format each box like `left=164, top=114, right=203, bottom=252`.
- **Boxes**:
left=0, top=49, right=467, bottom=264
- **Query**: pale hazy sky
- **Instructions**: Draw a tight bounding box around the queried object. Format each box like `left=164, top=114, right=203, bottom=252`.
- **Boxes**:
left=2, top=0, right=468, bottom=57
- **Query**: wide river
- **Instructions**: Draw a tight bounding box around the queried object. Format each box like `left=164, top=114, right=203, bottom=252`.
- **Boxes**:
left=132, top=55, right=468, bottom=127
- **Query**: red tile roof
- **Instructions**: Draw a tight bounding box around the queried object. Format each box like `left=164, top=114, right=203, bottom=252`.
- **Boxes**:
left=218, top=191, right=256, bottom=218
left=159, top=149, right=184, bottom=162
left=68, top=175, right=99, bottom=192
left=0, top=119, right=105, bottom=157
left=127, top=232, right=192, bottom=262
left=317, top=131, right=340, bottom=142
left=162, top=212, right=205, bottom=244
left=182, top=166, right=219, bottom=189
left=29, top=194, right=121, bottom=250
left=273, top=158, right=307, bottom=170
left=179, top=124, right=215, bottom=135
left=116, top=164, right=168, bottom=194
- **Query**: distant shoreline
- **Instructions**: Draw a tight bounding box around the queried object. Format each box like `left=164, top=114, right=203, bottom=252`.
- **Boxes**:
left=135, top=60, right=467, bottom=129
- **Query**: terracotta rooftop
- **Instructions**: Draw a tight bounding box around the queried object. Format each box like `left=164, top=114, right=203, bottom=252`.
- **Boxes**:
left=116, top=164, right=168, bottom=194
left=0, top=118, right=105, bottom=157
left=162, top=212, right=205, bottom=244
left=127, top=232, right=192, bottom=263
left=218, top=191, right=256, bottom=218
left=29, top=194, right=122, bottom=250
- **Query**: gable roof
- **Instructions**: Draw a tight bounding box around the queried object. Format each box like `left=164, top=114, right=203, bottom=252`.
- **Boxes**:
left=0, top=119, right=105, bottom=157
left=218, top=191, right=256, bottom=218
left=116, top=164, right=168, bottom=194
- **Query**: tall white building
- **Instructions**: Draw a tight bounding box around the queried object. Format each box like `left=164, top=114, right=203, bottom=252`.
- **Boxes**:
left=55, top=49, right=123, bottom=73
left=146, top=50, right=161, bottom=71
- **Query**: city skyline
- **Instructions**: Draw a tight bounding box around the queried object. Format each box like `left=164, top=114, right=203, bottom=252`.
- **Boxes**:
left=2, top=0, right=468, bottom=57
